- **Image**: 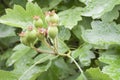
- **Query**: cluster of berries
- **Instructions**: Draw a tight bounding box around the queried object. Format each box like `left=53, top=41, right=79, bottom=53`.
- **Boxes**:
left=19, top=10, right=59, bottom=46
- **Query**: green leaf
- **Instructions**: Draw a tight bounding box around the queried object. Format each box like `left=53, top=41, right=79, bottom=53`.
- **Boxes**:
left=76, top=68, right=112, bottom=80
left=0, top=36, right=19, bottom=48
left=72, top=44, right=95, bottom=66
left=82, top=21, right=120, bottom=47
left=86, top=68, right=112, bottom=80
left=58, top=7, right=82, bottom=29
left=0, top=2, right=47, bottom=29
left=19, top=61, right=52, bottom=80
left=0, top=3, right=5, bottom=15
left=58, top=26, right=71, bottom=41
left=101, top=5, right=120, bottom=22
left=72, top=17, right=92, bottom=40
left=0, top=24, right=15, bottom=38
left=79, top=0, right=91, bottom=5
left=6, top=44, right=31, bottom=66
left=0, top=24, right=16, bottom=48
left=58, top=39, right=69, bottom=54
left=82, top=0, right=120, bottom=18
left=11, top=0, right=27, bottom=7
left=54, top=58, right=72, bottom=71
left=99, top=45, right=120, bottom=65
left=38, top=57, right=77, bottom=80
left=12, top=48, right=57, bottom=80
left=0, top=49, right=12, bottom=61
left=18, top=54, right=56, bottom=80
left=34, top=54, right=58, bottom=63
left=46, top=0, right=62, bottom=10
left=12, top=51, right=37, bottom=76
left=99, top=45, right=120, bottom=80
left=36, top=0, right=62, bottom=11
left=0, top=70, right=17, bottom=80
left=72, top=24, right=82, bottom=40
left=102, top=66, right=120, bottom=80
left=39, top=41, right=54, bottom=53
left=0, top=49, right=13, bottom=69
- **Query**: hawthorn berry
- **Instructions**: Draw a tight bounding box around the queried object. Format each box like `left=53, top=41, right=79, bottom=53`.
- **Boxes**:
left=19, top=26, right=38, bottom=46
left=33, top=16, right=43, bottom=28
left=37, top=28, right=47, bottom=40
left=26, top=26, right=37, bottom=44
left=48, top=26, right=58, bottom=39
left=19, top=31, right=29, bottom=46
left=45, top=10, right=59, bottom=25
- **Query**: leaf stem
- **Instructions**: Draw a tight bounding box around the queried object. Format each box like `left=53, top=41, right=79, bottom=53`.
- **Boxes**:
left=67, top=55, right=87, bottom=80
left=58, top=51, right=87, bottom=80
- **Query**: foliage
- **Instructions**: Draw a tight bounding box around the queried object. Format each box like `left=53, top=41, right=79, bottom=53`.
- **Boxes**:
left=0, top=0, right=120, bottom=80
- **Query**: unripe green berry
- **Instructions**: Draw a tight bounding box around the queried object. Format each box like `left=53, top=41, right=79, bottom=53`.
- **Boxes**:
left=45, top=11, right=59, bottom=25
left=20, top=36, right=29, bottom=46
left=26, top=28, right=37, bottom=44
left=37, top=28, right=47, bottom=40
left=26, top=30, right=37, bottom=43
left=33, top=16, right=43, bottom=28
left=19, top=26, right=38, bottom=46
left=48, top=26, right=58, bottom=39
left=19, top=32, right=30, bottom=46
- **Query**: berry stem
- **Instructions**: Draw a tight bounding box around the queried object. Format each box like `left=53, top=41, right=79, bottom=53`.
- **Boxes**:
left=31, top=46, right=54, bottom=54
left=53, top=39, right=58, bottom=54
left=42, top=38, right=56, bottom=54
left=54, top=36, right=58, bottom=51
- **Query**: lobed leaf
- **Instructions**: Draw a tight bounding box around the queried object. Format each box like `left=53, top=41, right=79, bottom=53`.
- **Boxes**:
left=72, top=44, right=95, bottom=66
left=58, top=7, right=82, bottom=29
left=101, top=5, right=120, bottom=22
left=82, top=21, right=120, bottom=47
left=99, top=45, right=120, bottom=80
left=0, top=24, right=16, bottom=38
left=0, top=70, right=17, bottom=80
left=38, top=57, right=77, bottom=80
left=79, top=0, right=92, bottom=5
left=76, top=68, right=112, bottom=80
left=6, top=44, right=31, bottom=66
left=72, top=17, right=92, bottom=40
left=81, top=0, right=120, bottom=18
left=58, top=39, right=69, bottom=54
left=12, top=50, right=57, bottom=80
left=58, top=26, right=71, bottom=41
left=0, top=2, right=47, bottom=29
